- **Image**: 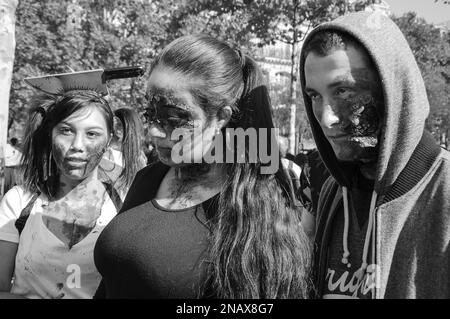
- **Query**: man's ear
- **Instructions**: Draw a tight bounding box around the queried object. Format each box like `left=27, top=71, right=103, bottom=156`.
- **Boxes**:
left=216, top=106, right=232, bottom=130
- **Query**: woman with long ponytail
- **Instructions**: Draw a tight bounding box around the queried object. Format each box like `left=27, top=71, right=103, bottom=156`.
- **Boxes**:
left=94, top=34, right=312, bottom=299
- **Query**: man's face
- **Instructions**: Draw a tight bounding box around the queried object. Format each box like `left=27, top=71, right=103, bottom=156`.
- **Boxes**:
left=304, top=45, right=383, bottom=163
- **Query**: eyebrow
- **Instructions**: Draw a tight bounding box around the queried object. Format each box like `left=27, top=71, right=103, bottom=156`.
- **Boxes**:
left=146, top=89, right=191, bottom=114
left=327, top=76, right=357, bottom=89
left=58, top=122, right=106, bottom=131
left=304, top=87, right=317, bottom=94
left=161, top=106, right=191, bottom=120
left=305, top=67, right=373, bottom=93
left=304, top=73, right=355, bottom=94
left=85, top=126, right=107, bottom=131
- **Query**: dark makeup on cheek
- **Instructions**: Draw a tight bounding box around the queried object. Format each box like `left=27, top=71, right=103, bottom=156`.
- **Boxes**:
left=336, top=93, right=382, bottom=147
left=335, top=69, right=383, bottom=147
left=52, top=139, right=106, bottom=178
left=82, top=142, right=106, bottom=175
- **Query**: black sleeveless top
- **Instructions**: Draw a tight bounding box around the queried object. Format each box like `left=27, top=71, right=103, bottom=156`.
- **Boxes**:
left=93, top=162, right=218, bottom=298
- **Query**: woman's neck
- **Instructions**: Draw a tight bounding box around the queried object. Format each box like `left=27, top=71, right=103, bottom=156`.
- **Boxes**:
left=155, top=163, right=226, bottom=210
left=56, top=168, right=100, bottom=199
left=174, top=163, right=225, bottom=187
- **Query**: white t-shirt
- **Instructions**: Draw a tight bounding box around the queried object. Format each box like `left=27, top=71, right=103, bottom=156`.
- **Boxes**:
left=4, top=143, right=23, bottom=167
left=100, top=148, right=124, bottom=185
left=0, top=186, right=118, bottom=299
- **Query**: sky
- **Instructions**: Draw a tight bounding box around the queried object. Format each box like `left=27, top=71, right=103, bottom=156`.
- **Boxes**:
left=386, top=0, right=450, bottom=24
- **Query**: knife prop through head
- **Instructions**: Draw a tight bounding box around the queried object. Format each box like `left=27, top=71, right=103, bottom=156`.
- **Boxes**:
left=24, top=66, right=145, bottom=96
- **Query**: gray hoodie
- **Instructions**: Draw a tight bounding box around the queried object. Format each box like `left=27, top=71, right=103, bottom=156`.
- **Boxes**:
left=299, top=11, right=450, bottom=298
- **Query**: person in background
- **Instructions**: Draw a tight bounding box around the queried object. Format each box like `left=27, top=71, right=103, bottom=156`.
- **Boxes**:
left=0, top=90, right=142, bottom=298
left=94, top=34, right=312, bottom=299
left=2, top=139, right=23, bottom=195
left=100, top=108, right=147, bottom=186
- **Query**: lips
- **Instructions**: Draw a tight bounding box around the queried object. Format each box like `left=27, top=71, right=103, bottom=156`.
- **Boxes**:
left=327, top=134, right=350, bottom=141
left=155, top=145, right=172, bottom=151
left=65, top=157, right=88, bottom=166
left=65, top=157, right=87, bottom=162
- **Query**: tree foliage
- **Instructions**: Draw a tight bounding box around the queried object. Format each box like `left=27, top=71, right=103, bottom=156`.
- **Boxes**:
left=8, top=0, right=256, bottom=140
left=12, top=1, right=447, bottom=151
left=392, top=12, right=450, bottom=147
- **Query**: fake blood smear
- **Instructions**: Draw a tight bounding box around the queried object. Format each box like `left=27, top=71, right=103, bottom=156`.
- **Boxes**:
left=344, top=94, right=381, bottom=147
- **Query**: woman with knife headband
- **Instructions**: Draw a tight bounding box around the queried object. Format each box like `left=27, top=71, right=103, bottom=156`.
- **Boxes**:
left=0, top=67, right=144, bottom=298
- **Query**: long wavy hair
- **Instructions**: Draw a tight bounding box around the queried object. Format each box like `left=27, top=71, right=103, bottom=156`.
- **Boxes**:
left=21, top=90, right=143, bottom=197
left=151, top=35, right=312, bottom=298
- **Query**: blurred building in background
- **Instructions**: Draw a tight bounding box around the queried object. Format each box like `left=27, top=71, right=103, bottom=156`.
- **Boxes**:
left=435, top=20, right=450, bottom=35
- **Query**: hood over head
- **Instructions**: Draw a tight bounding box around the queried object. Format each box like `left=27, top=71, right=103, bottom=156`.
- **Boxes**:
left=299, top=11, right=430, bottom=193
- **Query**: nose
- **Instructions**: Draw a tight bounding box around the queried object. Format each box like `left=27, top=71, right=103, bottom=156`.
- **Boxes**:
left=70, top=133, right=86, bottom=151
left=148, top=123, right=167, bottom=140
left=317, top=102, right=341, bottom=129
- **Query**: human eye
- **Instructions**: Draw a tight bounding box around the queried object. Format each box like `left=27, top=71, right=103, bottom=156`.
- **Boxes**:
left=167, top=117, right=190, bottom=127
left=307, top=91, right=321, bottom=101
left=86, top=131, right=102, bottom=139
left=144, top=106, right=154, bottom=117
left=59, top=126, right=73, bottom=135
left=334, top=87, right=354, bottom=99
left=143, top=106, right=157, bottom=123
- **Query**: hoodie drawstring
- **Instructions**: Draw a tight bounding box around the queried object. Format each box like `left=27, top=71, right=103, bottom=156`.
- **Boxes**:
left=341, top=187, right=378, bottom=281
left=341, top=187, right=351, bottom=266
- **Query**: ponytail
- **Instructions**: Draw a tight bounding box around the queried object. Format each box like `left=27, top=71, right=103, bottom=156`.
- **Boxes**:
left=113, top=108, right=145, bottom=188
left=21, top=94, right=62, bottom=196
left=204, top=52, right=311, bottom=298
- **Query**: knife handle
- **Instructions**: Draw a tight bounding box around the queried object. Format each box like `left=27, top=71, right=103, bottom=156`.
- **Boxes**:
left=103, top=66, right=145, bottom=81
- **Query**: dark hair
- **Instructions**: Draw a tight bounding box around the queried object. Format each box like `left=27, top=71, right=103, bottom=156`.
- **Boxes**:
left=152, top=35, right=311, bottom=298
left=8, top=109, right=15, bottom=130
left=21, top=90, right=142, bottom=197
left=113, top=108, right=145, bottom=186
left=304, top=30, right=377, bottom=71
left=10, top=137, right=18, bottom=147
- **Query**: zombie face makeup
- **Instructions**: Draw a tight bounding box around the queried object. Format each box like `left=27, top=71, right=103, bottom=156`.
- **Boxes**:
left=144, top=89, right=195, bottom=129
left=51, top=107, right=109, bottom=184
left=145, top=67, right=221, bottom=166
left=304, top=45, right=384, bottom=163
left=336, top=93, right=382, bottom=147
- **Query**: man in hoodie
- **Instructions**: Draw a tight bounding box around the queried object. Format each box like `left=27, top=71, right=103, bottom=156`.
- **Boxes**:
left=300, top=11, right=450, bottom=299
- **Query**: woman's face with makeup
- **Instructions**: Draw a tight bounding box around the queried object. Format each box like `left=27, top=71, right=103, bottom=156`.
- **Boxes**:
left=51, top=106, right=110, bottom=183
left=145, top=67, right=219, bottom=167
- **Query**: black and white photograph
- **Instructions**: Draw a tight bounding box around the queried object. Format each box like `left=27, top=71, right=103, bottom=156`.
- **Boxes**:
left=0, top=0, right=449, bottom=311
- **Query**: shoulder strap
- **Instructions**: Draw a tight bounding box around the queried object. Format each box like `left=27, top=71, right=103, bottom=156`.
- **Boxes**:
left=15, top=192, right=41, bottom=236
left=102, top=182, right=123, bottom=212
left=120, top=162, right=170, bottom=214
